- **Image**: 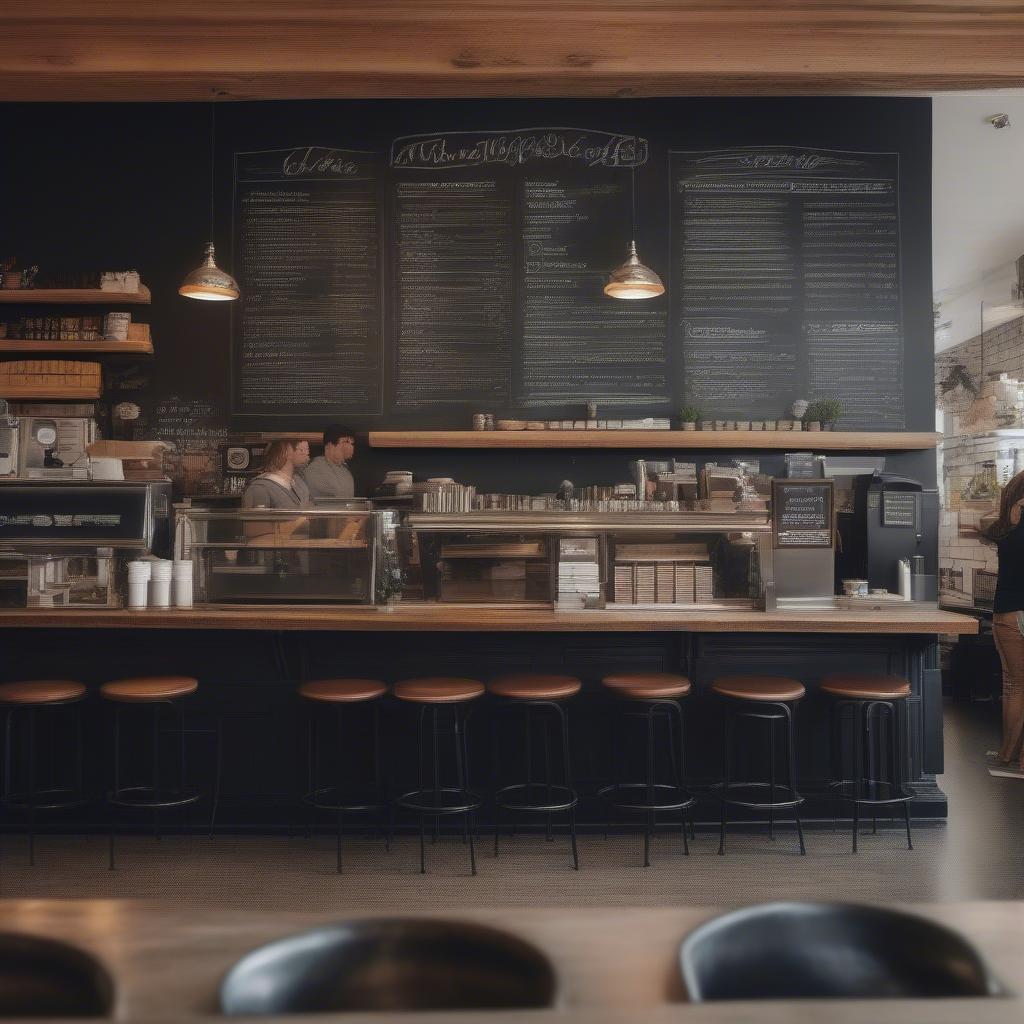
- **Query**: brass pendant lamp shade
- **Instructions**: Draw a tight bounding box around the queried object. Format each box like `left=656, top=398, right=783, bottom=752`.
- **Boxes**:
left=605, top=151, right=664, bottom=300
left=180, top=104, right=239, bottom=302
left=604, top=240, right=665, bottom=299
left=179, top=243, right=239, bottom=301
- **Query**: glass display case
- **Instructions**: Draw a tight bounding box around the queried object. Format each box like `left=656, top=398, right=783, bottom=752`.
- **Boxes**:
left=174, top=503, right=401, bottom=605
left=406, top=511, right=773, bottom=610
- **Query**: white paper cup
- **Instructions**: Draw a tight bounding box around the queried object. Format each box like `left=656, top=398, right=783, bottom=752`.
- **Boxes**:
left=128, top=581, right=148, bottom=608
left=149, top=578, right=171, bottom=607
left=173, top=577, right=193, bottom=608
left=128, top=560, right=152, bottom=581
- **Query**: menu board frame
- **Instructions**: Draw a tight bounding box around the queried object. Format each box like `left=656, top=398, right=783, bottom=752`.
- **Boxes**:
left=772, top=478, right=835, bottom=549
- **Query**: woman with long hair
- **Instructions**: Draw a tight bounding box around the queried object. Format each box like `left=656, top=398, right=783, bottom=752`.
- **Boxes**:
left=980, top=469, right=1024, bottom=771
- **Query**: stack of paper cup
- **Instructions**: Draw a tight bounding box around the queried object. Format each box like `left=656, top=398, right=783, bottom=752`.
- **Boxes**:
left=173, top=559, right=193, bottom=609
left=127, top=560, right=151, bottom=609
left=149, top=559, right=172, bottom=608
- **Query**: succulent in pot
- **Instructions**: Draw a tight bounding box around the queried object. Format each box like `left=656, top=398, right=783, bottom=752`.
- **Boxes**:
left=679, top=404, right=702, bottom=430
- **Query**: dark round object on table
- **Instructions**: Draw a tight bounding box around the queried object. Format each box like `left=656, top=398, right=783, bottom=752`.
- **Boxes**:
left=680, top=901, right=1001, bottom=1001
left=220, top=918, right=557, bottom=1014
left=0, top=933, right=114, bottom=1017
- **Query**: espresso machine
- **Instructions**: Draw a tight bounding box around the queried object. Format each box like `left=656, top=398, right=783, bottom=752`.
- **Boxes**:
left=836, top=472, right=939, bottom=596
left=0, top=480, right=163, bottom=607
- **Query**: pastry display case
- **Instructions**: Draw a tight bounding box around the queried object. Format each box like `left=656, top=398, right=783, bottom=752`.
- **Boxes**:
left=173, top=503, right=401, bottom=605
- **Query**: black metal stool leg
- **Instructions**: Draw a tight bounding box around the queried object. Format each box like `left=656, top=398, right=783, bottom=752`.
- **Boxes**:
left=782, top=702, right=805, bottom=855
left=27, top=708, right=37, bottom=866
left=718, top=708, right=733, bottom=856
left=109, top=705, right=121, bottom=871
left=768, top=713, right=776, bottom=842
left=643, top=704, right=655, bottom=867
left=852, top=700, right=864, bottom=853
left=557, top=703, right=579, bottom=871
left=210, top=713, right=223, bottom=838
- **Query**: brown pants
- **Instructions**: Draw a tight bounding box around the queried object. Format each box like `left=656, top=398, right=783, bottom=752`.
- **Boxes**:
left=992, top=612, right=1024, bottom=769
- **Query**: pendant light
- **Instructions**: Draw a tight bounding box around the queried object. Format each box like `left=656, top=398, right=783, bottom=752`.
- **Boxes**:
left=180, top=104, right=239, bottom=302
left=604, top=156, right=664, bottom=300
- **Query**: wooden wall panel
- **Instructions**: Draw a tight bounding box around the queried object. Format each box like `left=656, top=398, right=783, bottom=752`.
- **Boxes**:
left=2, top=1, right=1024, bottom=100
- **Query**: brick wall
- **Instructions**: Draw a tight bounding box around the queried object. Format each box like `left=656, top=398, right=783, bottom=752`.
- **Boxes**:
left=936, top=314, right=1024, bottom=602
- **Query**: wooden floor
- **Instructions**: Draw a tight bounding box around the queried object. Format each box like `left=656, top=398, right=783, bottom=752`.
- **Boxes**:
left=0, top=701, right=1019, bottom=908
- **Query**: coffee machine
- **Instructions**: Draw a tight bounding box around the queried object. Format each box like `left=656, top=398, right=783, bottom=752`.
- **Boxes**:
left=0, top=480, right=159, bottom=607
left=836, top=472, right=939, bottom=596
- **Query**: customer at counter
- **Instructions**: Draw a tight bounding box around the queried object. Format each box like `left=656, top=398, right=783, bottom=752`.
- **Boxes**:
left=982, top=469, right=1024, bottom=776
left=300, top=424, right=356, bottom=499
left=241, top=439, right=312, bottom=510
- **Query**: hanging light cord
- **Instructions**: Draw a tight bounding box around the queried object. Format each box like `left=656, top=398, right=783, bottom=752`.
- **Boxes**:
left=209, top=103, right=216, bottom=240
left=630, top=156, right=637, bottom=239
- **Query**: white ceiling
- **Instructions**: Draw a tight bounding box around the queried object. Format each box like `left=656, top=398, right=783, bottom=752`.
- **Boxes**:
left=933, top=91, right=1024, bottom=350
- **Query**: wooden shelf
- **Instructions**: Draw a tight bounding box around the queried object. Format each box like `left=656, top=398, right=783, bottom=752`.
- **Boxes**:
left=0, top=285, right=151, bottom=305
left=369, top=430, right=942, bottom=451
left=0, top=322, right=153, bottom=356
left=0, top=383, right=100, bottom=400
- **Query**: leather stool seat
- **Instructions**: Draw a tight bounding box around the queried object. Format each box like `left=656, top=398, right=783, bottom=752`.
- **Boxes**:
left=712, top=675, right=805, bottom=702
left=821, top=673, right=910, bottom=700
left=0, top=680, right=86, bottom=704
left=602, top=672, right=692, bottom=699
left=393, top=677, right=484, bottom=703
left=100, top=676, right=199, bottom=702
left=488, top=673, right=582, bottom=700
left=300, top=678, right=388, bottom=703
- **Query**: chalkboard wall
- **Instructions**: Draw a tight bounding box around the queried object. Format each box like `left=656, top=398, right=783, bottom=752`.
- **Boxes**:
left=0, top=97, right=935, bottom=491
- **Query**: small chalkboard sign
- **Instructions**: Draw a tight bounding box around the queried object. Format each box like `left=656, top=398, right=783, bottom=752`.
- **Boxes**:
left=772, top=479, right=834, bottom=549
left=882, top=490, right=917, bottom=529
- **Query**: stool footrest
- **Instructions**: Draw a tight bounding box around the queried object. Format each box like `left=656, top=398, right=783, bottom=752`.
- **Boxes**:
left=599, top=782, right=697, bottom=813
left=494, top=782, right=578, bottom=813
left=829, top=779, right=914, bottom=806
left=301, top=786, right=385, bottom=813
left=711, top=781, right=804, bottom=811
left=3, top=787, right=90, bottom=812
left=107, top=786, right=203, bottom=810
left=396, top=787, right=481, bottom=816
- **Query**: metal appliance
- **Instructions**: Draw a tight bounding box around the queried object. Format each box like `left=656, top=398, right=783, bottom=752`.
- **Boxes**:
left=0, top=480, right=156, bottom=607
left=837, top=472, right=939, bottom=595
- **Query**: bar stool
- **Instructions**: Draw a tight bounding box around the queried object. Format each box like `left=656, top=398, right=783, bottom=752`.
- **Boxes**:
left=487, top=673, right=580, bottom=870
left=393, top=676, right=484, bottom=875
left=299, top=678, right=389, bottom=873
left=101, top=675, right=209, bottom=869
left=0, top=680, right=89, bottom=865
left=598, top=671, right=696, bottom=867
left=711, top=674, right=806, bottom=856
left=821, top=672, right=914, bottom=853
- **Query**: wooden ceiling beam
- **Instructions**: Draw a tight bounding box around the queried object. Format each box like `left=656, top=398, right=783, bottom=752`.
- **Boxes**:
left=2, top=1, right=1024, bottom=100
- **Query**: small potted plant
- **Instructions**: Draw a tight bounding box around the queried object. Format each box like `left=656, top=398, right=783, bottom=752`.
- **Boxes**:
left=803, top=401, right=823, bottom=431
left=679, top=403, right=702, bottom=430
left=817, top=397, right=844, bottom=430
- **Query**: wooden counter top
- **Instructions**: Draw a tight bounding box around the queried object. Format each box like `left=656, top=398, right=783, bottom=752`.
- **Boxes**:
left=0, top=900, right=1018, bottom=1023
left=0, top=603, right=979, bottom=634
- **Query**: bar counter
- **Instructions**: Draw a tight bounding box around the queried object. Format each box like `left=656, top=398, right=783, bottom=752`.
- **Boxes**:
left=0, top=602, right=979, bottom=634
left=0, top=900, right=1018, bottom=1023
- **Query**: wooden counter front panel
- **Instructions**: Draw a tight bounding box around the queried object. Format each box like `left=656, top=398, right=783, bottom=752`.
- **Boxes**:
left=0, top=626, right=949, bottom=822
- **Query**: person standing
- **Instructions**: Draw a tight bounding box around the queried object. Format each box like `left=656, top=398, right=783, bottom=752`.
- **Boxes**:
left=981, top=470, right=1024, bottom=773
left=300, top=424, right=356, bottom=499
left=242, top=439, right=312, bottom=510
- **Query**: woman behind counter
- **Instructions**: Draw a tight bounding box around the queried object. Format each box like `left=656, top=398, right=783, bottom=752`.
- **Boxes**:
left=981, top=469, right=1024, bottom=774
left=242, top=439, right=312, bottom=510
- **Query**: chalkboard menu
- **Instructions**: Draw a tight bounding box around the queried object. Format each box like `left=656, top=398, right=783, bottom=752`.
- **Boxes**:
left=226, top=105, right=925, bottom=427
left=233, top=147, right=383, bottom=416
left=389, top=129, right=668, bottom=410
left=773, top=479, right=834, bottom=548
left=672, top=147, right=904, bottom=429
